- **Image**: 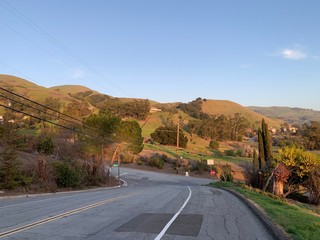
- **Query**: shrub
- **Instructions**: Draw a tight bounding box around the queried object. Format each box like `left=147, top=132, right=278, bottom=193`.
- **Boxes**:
left=192, top=160, right=209, bottom=173
left=307, top=168, right=320, bottom=205
left=54, top=160, right=86, bottom=188
left=147, top=154, right=165, bottom=169
left=224, top=149, right=235, bottom=157
left=209, top=140, right=219, bottom=150
left=235, top=149, right=243, bottom=157
left=0, top=147, right=22, bottom=190
left=120, top=152, right=136, bottom=164
left=217, top=163, right=233, bottom=182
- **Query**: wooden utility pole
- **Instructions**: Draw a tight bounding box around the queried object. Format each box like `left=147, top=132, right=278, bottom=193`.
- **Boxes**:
left=110, top=143, right=120, bottom=166
left=176, top=123, right=180, bottom=148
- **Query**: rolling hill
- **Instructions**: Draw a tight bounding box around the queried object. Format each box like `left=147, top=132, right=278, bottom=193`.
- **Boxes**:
left=202, top=100, right=282, bottom=128
left=0, top=74, right=287, bottom=131
left=249, top=106, right=320, bottom=126
left=0, top=74, right=75, bottom=103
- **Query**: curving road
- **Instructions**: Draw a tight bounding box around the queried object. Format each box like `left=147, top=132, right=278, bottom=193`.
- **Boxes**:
left=0, top=167, right=274, bottom=240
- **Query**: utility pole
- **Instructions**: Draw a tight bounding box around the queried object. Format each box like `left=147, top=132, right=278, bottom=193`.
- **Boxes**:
left=176, top=123, right=180, bottom=149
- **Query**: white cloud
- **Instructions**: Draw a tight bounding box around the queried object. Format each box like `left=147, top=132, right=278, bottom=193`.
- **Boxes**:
left=280, top=48, right=306, bottom=60
left=268, top=46, right=307, bottom=60
left=71, top=68, right=85, bottom=79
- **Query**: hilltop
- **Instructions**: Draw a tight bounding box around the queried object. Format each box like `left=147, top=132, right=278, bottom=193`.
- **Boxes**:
left=249, top=106, right=320, bottom=126
left=0, top=74, right=286, bottom=130
left=202, top=100, right=282, bottom=128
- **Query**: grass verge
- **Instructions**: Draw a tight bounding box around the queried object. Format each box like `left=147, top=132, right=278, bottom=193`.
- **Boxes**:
left=210, top=181, right=320, bottom=240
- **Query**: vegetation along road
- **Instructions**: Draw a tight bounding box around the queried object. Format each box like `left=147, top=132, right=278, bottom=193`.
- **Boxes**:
left=0, top=168, right=274, bottom=240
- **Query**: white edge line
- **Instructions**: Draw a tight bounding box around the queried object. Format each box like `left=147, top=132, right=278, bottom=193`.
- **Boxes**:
left=154, top=186, right=192, bottom=240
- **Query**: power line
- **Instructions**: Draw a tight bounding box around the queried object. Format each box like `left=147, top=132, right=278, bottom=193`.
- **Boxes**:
left=0, top=0, right=130, bottom=97
left=0, top=83, right=146, bottom=146
left=0, top=85, right=82, bottom=123
left=0, top=93, right=83, bottom=128
left=0, top=102, right=86, bottom=136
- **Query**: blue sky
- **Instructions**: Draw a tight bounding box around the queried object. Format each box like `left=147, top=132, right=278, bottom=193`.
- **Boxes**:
left=1, top=0, right=320, bottom=110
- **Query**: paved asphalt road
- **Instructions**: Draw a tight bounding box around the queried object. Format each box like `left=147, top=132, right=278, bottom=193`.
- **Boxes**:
left=0, top=167, right=274, bottom=240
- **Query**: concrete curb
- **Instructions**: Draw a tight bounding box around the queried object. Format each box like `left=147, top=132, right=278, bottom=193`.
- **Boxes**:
left=219, top=187, right=291, bottom=240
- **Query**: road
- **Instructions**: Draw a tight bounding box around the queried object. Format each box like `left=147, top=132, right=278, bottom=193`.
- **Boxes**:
left=0, top=167, right=274, bottom=240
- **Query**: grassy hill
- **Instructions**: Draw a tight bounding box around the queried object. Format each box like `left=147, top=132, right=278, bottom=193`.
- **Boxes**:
left=49, top=85, right=98, bottom=95
left=202, top=100, right=282, bottom=128
left=249, top=106, right=320, bottom=126
left=0, top=74, right=75, bottom=103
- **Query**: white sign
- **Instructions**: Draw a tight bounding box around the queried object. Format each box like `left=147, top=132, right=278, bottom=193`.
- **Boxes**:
left=207, top=159, right=215, bottom=165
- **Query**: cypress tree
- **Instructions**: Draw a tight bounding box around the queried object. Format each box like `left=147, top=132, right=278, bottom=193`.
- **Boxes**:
left=251, top=149, right=260, bottom=188
left=257, top=127, right=266, bottom=170
left=261, top=119, right=273, bottom=168
left=252, top=149, right=259, bottom=173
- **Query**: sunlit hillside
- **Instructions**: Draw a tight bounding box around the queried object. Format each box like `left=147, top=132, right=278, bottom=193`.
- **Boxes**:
left=202, top=100, right=282, bottom=128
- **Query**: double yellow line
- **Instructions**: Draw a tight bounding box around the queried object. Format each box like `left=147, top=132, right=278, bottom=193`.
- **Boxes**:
left=0, top=193, right=136, bottom=238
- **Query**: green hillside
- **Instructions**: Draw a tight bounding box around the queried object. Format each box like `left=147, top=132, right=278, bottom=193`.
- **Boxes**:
left=249, top=106, right=320, bottom=126
left=202, top=100, right=282, bottom=128
left=49, top=85, right=98, bottom=95
left=1, top=74, right=283, bottom=131
left=0, top=74, right=75, bottom=103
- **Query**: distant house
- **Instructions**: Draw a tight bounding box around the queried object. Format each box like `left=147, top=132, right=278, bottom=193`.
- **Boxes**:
left=270, top=127, right=277, bottom=135
left=289, top=126, right=298, bottom=133
left=150, top=107, right=162, bottom=113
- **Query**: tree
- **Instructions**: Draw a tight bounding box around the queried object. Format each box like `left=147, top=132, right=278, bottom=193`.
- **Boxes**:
left=0, top=147, right=22, bottom=190
left=116, top=120, right=143, bottom=154
left=250, top=149, right=261, bottom=188
left=230, top=113, right=249, bottom=141
left=82, top=110, right=121, bottom=176
left=37, top=136, right=55, bottom=180
left=261, top=119, right=274, bottom=168
left=273, top=163, right=290, bottom=197
left=100, top=99, right=150, bottom=120
left=302, top=121, right=320, bottom=150
left=0, top=123, right=22, bottom=190
left=257, top=127, right=266, bottom=170
left=209, top=140, right=219, bottom=150
left=151, top=125, right=188, bottom=148
left=277, top=145, right=320, bottom=200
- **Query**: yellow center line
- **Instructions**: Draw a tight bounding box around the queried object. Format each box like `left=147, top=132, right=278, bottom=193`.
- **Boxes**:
left=0, top=192, right=139, bottom=238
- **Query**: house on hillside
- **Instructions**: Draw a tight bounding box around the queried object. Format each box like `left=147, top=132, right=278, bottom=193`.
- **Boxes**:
left=150, top=107, right=161, bottom=113
left=270, top=127, right=277, bottom=135
left=289, top=126, right=298, bottom=133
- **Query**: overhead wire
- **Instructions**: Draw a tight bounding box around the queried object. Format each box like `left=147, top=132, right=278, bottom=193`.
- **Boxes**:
left=0, top=85, right=82, bottom=123
left=0, top=0, right=130, bottom=97
left=0, top=93, right=83, bottom=128
left=0, top=87, right=144, bottom=145
left=0, top=102, right=87, bottom=136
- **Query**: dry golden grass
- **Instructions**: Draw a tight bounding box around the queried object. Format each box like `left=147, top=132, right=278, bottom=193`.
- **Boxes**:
left=202, top=100, right=283, bottom=128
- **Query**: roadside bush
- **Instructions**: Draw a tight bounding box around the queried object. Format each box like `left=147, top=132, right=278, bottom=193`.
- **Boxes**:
left=192, top=160, right=209, bottom=174
left=216, top=163, right=233, bottom=182
left=120, top=151, right=136, bottom=164
left=54, top=159, right=87, bottom=188
left=147, top=154, right=165, bottom=169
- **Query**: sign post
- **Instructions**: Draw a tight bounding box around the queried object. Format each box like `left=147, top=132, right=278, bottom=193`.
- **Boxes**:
left=207, top=159, right=215, bottom=180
